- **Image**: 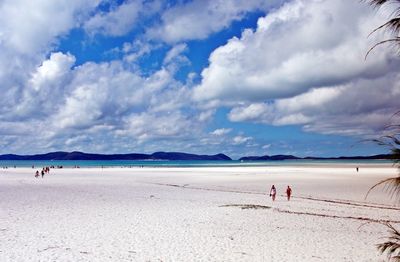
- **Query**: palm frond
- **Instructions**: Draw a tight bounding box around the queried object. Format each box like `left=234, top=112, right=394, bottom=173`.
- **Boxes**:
left=366, top=176, right=400, bottom=200
left=365, top=2, right=400, bottom=259
left=377, top=223, right=400, bottom=261
left=370, top=135, right=400, bottom=149
left=367, top=0, right=400, bottom=35
left=382, top=135, right=400, bottom=146
left=368, top=18, right=400, bottom=37
left=385, top=17, right=400, bottom=35
left=365, top=37, right=400, bottom=59
left=366, top=133, right=400, bottom=201
left=368, top=0, right=400, bottom=8
left=365, top=0, right=400, bottom=58
left=369, top=0, right=400, bottom=5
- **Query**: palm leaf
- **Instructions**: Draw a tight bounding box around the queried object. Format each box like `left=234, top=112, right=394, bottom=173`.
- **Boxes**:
left=365, top=37, right=400, bottom=59
left=368, top=18, right=400, bottom=38
left=365, top=0, right=400, bottom=58
left=367, top=0, right=400, bottom=35
left=369, top=0, right=400, bottom=5
left=366, top=133, right=400, bottom=201
left=366, top=176, right=400, bottom=200
left=377, top=223, right=400, bottom=261
left=368, top=0, right=400, bottom=9
left=365, top=1, right=400, bottom=260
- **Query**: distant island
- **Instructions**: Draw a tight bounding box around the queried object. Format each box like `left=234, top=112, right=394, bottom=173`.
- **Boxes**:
left=238, top=154, right=394, bottom=161
left=0, top=151, right=231, bottom=161
left=0, top=151, right=394, bottom=161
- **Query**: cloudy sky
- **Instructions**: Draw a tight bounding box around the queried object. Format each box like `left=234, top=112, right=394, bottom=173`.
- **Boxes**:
left=1, top=0, right=399, bottom=158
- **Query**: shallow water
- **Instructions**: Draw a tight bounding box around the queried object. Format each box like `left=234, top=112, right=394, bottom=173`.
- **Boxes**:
left=0, top=159, right=393, bottom=168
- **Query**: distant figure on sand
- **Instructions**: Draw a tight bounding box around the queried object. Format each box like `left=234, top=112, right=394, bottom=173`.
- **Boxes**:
left=356, top=167, right=359, bottom=172
left=41, top=169, right=44, bottom=178
left=286, top=185, right=292, bottom=201
left=35, top=170, right=39, bottom=178
left=270, top=185, right=277, bottom=201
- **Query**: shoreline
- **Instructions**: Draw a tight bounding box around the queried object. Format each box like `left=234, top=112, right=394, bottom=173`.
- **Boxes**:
left=0, top=160, right=395, bottom=169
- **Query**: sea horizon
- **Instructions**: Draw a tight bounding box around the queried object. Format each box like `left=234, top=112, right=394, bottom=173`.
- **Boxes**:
left=0, top=159, right=393, bottom=168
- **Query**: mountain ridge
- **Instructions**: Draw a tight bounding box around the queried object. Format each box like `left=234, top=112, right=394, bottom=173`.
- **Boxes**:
left=0, top=151, right=232, bottom=161
left=238, top=154, right=394, bottom=161
left=0, top=151, right=394, bottom=161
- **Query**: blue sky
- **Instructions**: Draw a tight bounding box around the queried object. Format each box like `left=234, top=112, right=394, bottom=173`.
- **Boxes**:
left=0, top=0, right=399, bottom=159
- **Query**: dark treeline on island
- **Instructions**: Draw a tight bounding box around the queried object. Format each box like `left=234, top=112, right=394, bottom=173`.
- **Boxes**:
left=0, top=151, right=231, bottom=161
left=238, top=154, right=394, bottom=161
left=0, top=151, right=395, bottom=161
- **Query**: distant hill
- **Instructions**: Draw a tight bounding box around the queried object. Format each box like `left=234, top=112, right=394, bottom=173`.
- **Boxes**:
left=151, top=152, right=231, bottom=161
left=304, top=154, right=395, bottom=160
left=0, top=151, right=232, bottom=161
left=0, top=152, right=393, bottom=161
left=239, top=154, right=394, bottom=161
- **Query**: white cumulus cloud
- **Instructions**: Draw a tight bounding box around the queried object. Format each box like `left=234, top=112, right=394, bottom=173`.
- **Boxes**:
left=0, top=0, right=100, bottom=121
left=30, top=52, right=76, bottom=91
left=195, top=0, right=400, bottom=137
left=84, top=0, right=159, bottom=36
left=210, top=128, right=232, bottom=136
left=0, top=0, right=99, bottom=54
left=147, top=0, right=284, bottom=43
left=228, top=74, right=400, bottom=136
left=233, top=135, right=252, bottom=145
left=193, top=0, right=399, bottom=102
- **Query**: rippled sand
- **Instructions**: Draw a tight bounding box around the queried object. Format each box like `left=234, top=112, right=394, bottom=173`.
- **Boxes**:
left=0, top=164, right=398, bottom=261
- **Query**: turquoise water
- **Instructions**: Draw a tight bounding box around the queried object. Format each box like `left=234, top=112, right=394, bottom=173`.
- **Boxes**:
left=0, top=159, right=393, bottom=168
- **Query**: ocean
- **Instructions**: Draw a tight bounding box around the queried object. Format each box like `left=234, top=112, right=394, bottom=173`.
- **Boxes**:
left=0, top=159, right=393, bottom=168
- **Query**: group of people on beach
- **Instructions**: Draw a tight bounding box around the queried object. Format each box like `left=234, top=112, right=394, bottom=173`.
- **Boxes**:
left=269, top=185, right=292, bottom=201
left=34, top=166, right=50, bottom=178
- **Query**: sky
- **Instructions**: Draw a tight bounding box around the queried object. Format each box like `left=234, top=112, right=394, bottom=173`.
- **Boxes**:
left=0, top=0, right=399, bottom=159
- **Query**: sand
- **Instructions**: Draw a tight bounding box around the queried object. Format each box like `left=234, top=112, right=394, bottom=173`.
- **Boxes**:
left=0, top=164, right=399, bottom=261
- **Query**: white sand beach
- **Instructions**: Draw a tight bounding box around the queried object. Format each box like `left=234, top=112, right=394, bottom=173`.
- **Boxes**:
left=1, top=164, right=399, bottom=261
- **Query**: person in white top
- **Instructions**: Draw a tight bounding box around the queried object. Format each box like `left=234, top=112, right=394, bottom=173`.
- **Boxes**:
left=270, top=185, right=277, bottom=201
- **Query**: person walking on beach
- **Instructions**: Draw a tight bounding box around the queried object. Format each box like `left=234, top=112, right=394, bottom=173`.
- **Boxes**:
left=286, top=185, right=292, bottom=201
left=41, top=169, right=45, bottom=178
left=270, top=185, right=277, bottom=201
left=35, top=170, right=39, bottom=178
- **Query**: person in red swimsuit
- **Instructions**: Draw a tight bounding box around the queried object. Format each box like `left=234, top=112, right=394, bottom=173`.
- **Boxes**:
left=286, top=185, right=292, bottom=201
